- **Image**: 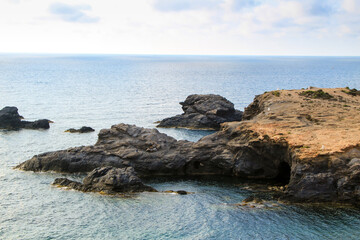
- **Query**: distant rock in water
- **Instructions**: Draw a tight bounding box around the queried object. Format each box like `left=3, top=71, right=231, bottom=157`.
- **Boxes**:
left=0, top=106, right=51, bottom=130
left=22, top=119, right=51, bottom=129
left=65, top=126, right=95, bottom=133
left=53, top=166, right=157, bottom=194
left=157, top=94, right=243, bottom=130
left=163, top=190, right=191, bottom=195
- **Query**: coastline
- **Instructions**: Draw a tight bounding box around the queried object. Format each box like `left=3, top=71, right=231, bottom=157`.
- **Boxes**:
left=15, top=87, right=360, bottom=205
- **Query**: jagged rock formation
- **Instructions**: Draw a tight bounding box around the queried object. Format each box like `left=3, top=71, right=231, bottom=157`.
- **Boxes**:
left=16, top=122, right=287, bottom=179
left=65, top=126, right=95, bottom=133
left=0, top=106, right=51, bottom=130
left=16, top=88, right=360, bottom=204
left=53, top=166, right=156, bottom=194
left=157, top=94, right=242, bottom=130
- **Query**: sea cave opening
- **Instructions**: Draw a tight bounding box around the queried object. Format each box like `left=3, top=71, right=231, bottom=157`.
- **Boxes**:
left=193, top=161, right=201, bottom=169
left=275, top=161, right=291, bottom=184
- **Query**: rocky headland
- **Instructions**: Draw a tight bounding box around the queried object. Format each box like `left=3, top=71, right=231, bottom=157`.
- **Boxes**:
left=0, top=106, right=51, bottom=130
left=16, top=88, right=360, bottom=204
left=157, top=94, right=243, bottom=130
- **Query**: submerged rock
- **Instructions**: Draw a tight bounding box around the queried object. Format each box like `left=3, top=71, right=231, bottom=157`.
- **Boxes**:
left=0, top=106, right=51, bottom=130
left=53, top=166, right=157, bottom=194
left=157, top=94, right=243, bottom=130
left=65, top=126, right=95, bottom=133
left=242, top=195, right=263, bottom=204
left=163, top=190, right=191, bottom=195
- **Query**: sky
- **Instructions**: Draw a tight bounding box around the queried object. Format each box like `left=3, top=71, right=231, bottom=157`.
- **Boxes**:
left=0, top=0, right=359, bottom=56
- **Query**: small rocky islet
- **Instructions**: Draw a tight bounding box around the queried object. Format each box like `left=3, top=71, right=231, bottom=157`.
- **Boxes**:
left=15, top=87, right=360, bottom=205
left=65, top=126, right=95, bottom=133
left=0, top=106, right=51, bottom=130
left=0, top=106, right=96, bottom=134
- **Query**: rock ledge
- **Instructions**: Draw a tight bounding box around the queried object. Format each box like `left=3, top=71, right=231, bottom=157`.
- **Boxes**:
left=53, top=167, right=157, bottom=194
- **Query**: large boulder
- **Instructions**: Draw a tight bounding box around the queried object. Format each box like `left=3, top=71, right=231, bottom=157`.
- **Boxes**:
left=157, top=94, right=242, bottom=130
left=0, top=106, right=22, bottom=129
left=53, top=166, right=157, bottom=194
left=0, top=106, right=50, bottom=130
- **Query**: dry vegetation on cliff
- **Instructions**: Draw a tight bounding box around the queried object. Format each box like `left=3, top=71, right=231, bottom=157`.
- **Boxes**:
left=242, top=87, right=360, bottom=160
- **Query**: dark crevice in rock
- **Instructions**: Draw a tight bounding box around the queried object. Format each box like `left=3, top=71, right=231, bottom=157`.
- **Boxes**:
left=275, top=161, right=291, bottom=184
left=193, top=161, right=201, bottom=169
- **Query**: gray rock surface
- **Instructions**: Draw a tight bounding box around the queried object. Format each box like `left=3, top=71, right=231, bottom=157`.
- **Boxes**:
left=157, top=94, right=242, bottom=130
left=53, top=166, right=156, bottom=194
left=17, top=121, right=360, bottom=204
left=16, top=123, right=289, bottom=179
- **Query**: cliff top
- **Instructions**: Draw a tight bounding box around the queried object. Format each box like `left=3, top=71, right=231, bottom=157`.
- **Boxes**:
left=229, top=87, right=360, bottom=160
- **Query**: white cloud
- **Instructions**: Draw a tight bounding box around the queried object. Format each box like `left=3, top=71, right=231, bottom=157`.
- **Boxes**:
left=153, top=0, right=220, bottom=11
left=49, top=3, right=99, bottom=23
left=342, top=0, right=360, bottom=13
left=0, top=0, right=359, bottom=55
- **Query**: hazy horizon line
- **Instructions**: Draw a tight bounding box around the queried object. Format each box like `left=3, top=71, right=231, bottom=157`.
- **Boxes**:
left=0, top=52, right=359, bottom=58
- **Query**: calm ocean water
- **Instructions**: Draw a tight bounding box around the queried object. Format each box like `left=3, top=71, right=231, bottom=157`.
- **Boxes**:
left=0, top=54, right=360, bottom=239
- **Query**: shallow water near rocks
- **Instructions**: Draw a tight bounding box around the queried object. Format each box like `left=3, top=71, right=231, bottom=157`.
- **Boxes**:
left=1, top=54, right=360, bottom=239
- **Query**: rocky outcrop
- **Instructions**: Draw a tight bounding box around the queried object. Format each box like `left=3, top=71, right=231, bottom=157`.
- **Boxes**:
left=53, top=166, right=156, bottom=194
left=16, top=123, right=288, bottom=179
left=242, top=94, right=265, bottom=120
left=236, top=87, right=360, bottom=204
left=157, top=94, right=242, bottom=130
left=0, top=106, right=51, bottom=130
left=65, top=126, right=95, bottom=133
left=16, top=87, right=360, bottom=204
left=17, top=124, right=192, bottom=174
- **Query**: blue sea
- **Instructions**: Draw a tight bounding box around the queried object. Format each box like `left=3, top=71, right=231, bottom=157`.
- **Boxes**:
left=1, top=54, right=360, bottom=239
